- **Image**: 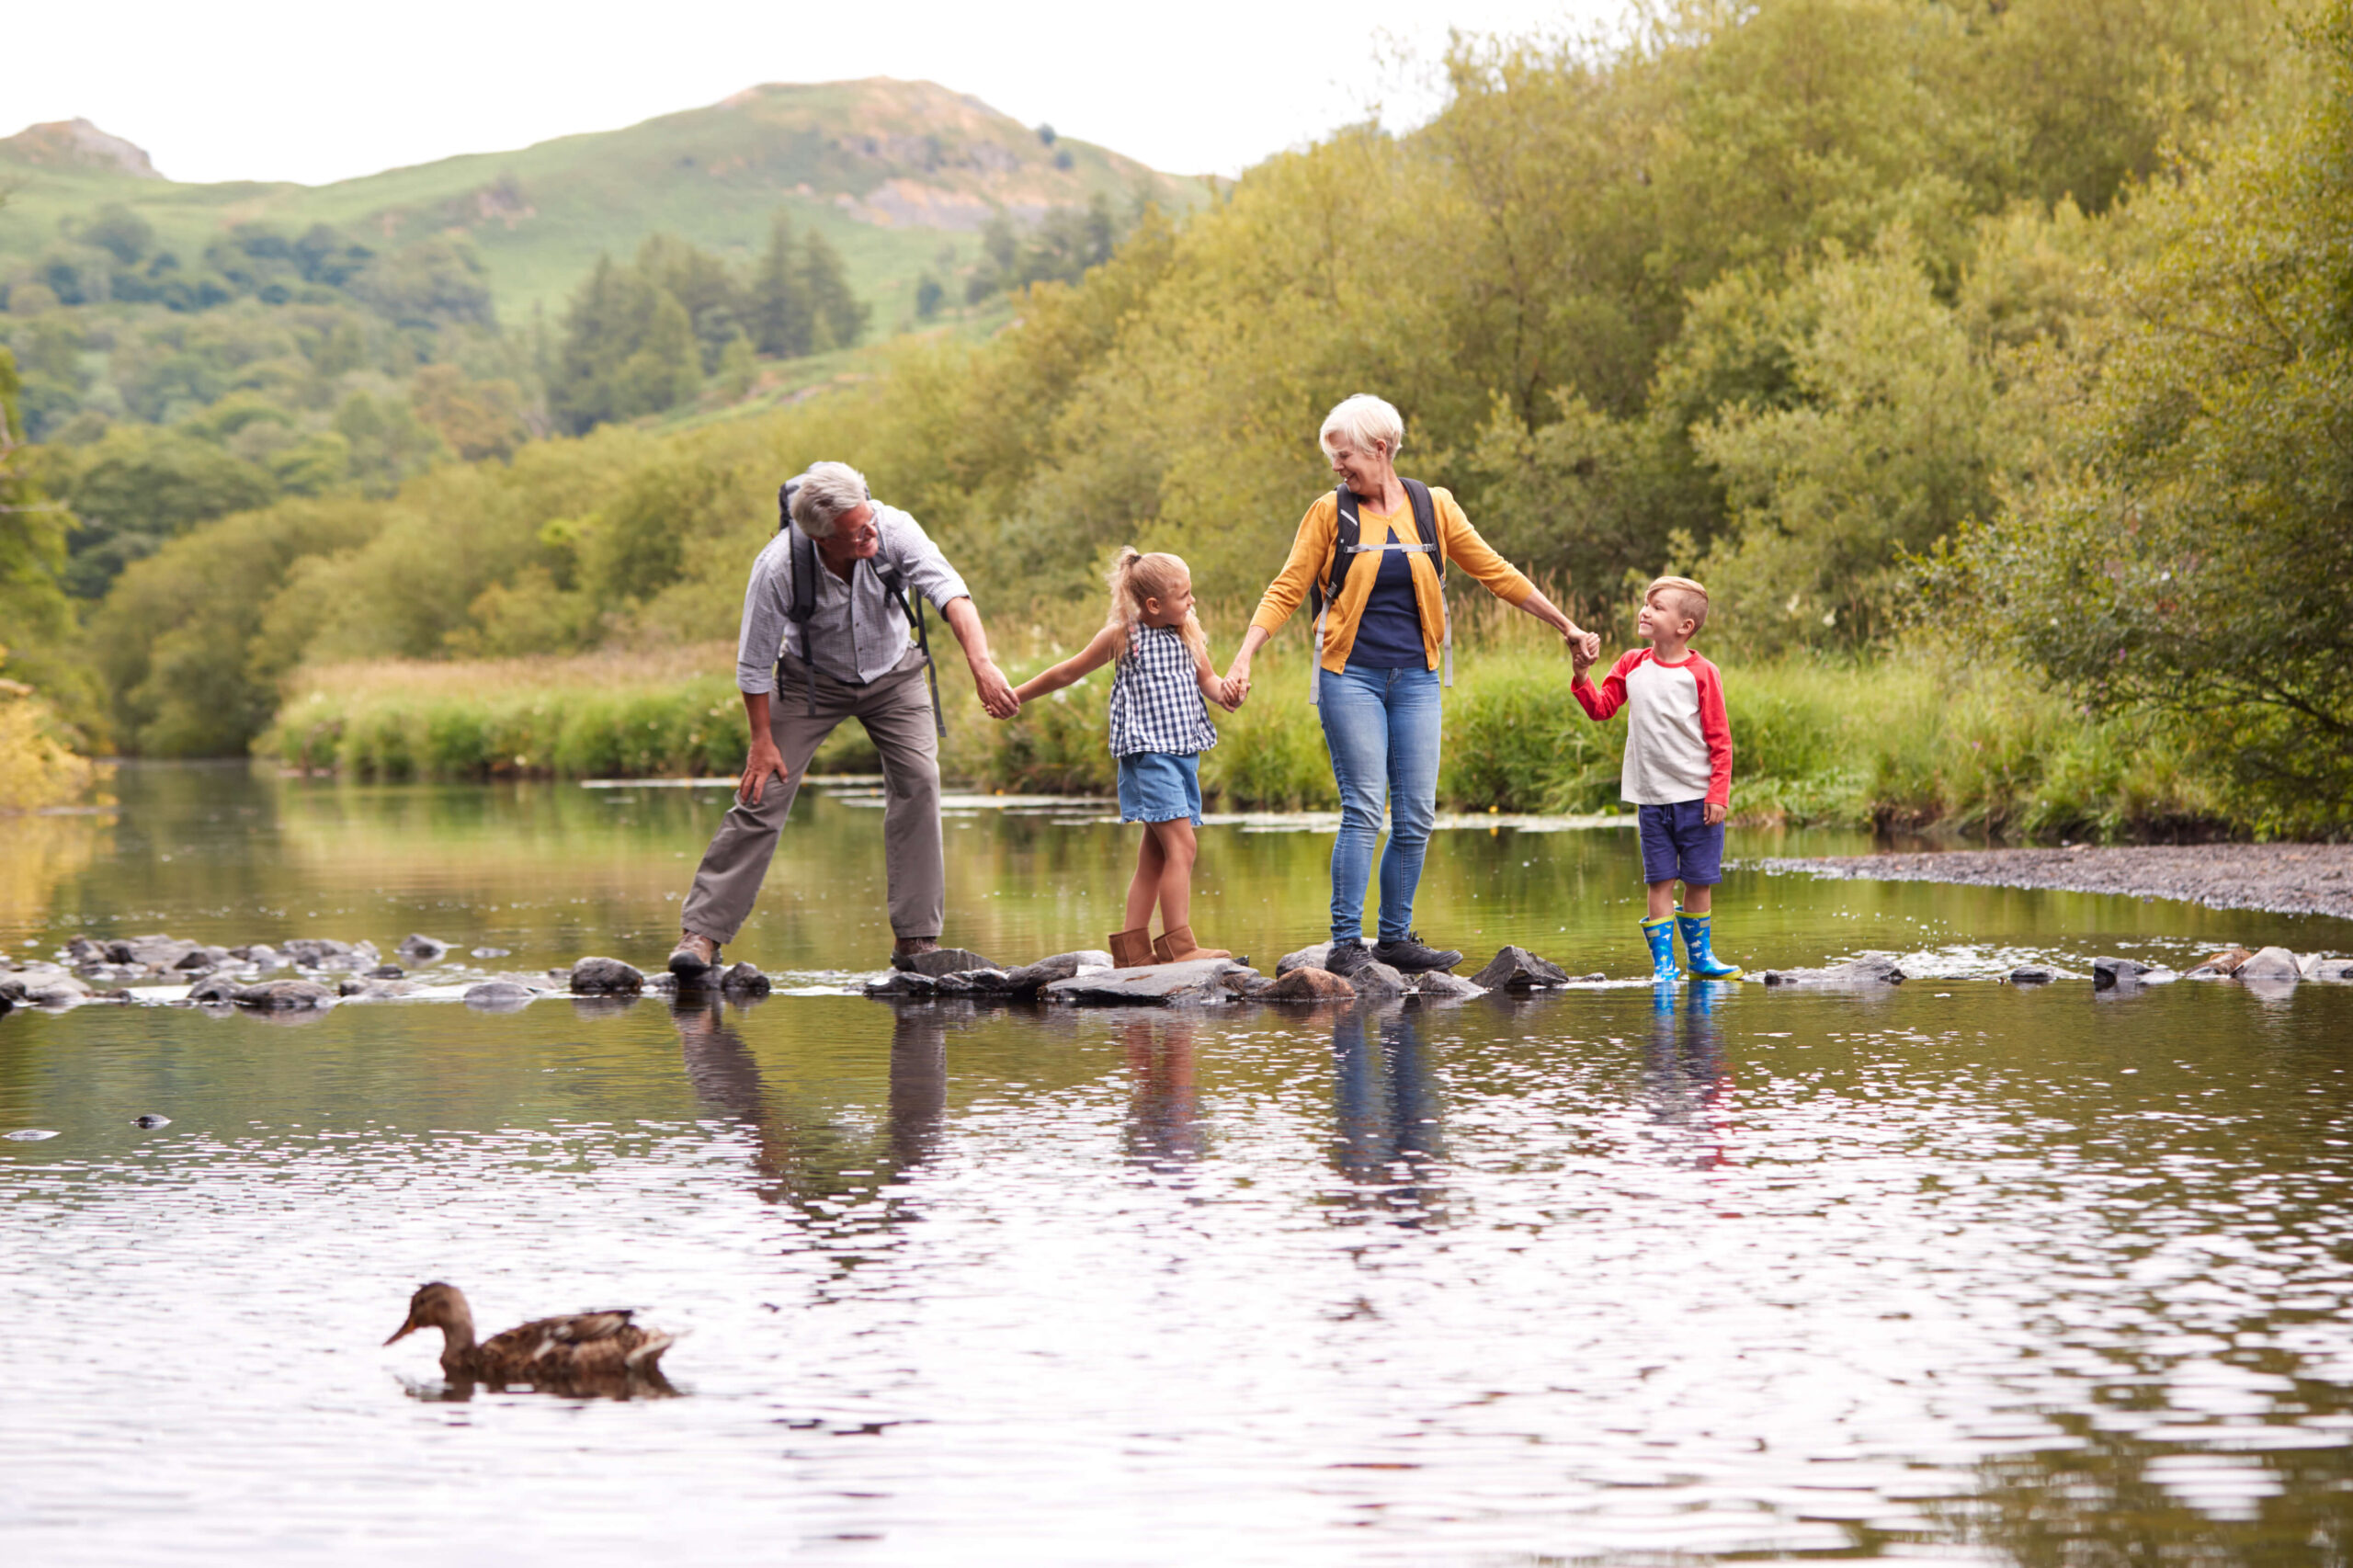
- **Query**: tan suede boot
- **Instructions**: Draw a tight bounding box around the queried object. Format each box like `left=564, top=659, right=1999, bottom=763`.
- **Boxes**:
left=1152, top=926, right=1232, bottom=963
left=1108, top=928, right=1155, bottom=969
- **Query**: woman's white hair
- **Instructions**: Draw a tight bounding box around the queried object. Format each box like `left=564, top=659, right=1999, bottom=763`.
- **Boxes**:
left=1318, top=393, right=1405, bottom=458
left=788, top=461, right=871, bottom=539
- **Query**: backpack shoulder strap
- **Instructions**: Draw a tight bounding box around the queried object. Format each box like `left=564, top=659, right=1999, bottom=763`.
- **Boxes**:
left=1400, top=478, right=1442, bottom=577
left=788, top=525, right=817, bottom=625
left=1313, top=486, right=1363, bottom=618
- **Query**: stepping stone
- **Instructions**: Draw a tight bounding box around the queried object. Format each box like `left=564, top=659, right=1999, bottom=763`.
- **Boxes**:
left=1412, top=970, right=1487, bottom=999
left=1467, top=946, right=1573, bottom=992
left=1276, top=943, right=1334, bottom=976
left=997, top=951, right=1114, bottom=995
left=1255, top=966, right=1356, bottom=1001
left=864, top=970, right=975, bottom=998
left=718, top=962, right=771, bottom=996
left=1761, top=956, right=1906, bottom=987
left=1043, top=959, right=1242, bottom=1007
left=569, top=957, right=645, bottom=994
left=1348, top=960, right=1411, bottom=1003
left=898, top=947, right=996, bottom=977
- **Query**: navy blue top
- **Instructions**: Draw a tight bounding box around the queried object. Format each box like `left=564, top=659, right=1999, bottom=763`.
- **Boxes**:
left=1347, top=541, right=1426, bottom=669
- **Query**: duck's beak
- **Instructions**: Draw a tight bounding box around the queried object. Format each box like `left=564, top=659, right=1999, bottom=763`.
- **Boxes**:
left=384, top=1316, right=417, bottom=1346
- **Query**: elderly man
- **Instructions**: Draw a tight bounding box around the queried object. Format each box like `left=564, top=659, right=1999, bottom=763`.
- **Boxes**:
left=668, top=461, right=1019, bottom=977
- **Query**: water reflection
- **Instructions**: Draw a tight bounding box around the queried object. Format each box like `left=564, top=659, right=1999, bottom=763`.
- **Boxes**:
left=1328, top=1003, right=1447, bottom=1227
left=1643, top=982, right=1733, bottom=1168
left=1120, top=1017, right=1201, bottom=1174
left=670, top=994, right=948, bottom=1210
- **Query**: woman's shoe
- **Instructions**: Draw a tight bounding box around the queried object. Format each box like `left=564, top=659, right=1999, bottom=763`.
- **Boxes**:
left=1109, top=928, right=1156, bottom=969
left=1641, top=915, right=1681, bottom=983
left=1152, top=926, right=1233, bottom=962
left=1676, top=912, right=1744, bottom=980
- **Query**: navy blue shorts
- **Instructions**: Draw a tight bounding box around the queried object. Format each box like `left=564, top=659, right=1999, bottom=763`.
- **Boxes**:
left=1117, top=751, right=1203, bottom=825
left=1637, top=801, right=1723, bottom=886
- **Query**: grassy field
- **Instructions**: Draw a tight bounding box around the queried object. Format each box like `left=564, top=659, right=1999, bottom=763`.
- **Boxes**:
left=258, top=613, right=2224, bottom=842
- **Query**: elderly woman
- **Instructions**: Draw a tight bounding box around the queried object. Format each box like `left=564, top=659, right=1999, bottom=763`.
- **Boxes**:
left=669, top=461, right=1018, bottom=978
left=1224, top=395, right=1598, bottom=976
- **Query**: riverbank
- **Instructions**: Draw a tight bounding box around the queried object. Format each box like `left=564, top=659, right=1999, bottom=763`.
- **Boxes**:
left=1755, top=844, right=2353, bottom=920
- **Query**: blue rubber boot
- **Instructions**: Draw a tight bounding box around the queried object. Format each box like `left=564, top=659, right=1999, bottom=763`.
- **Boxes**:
left=1642, top=915, right=1681, bottom=983
left=1677, top=911, right=1744, bottom=980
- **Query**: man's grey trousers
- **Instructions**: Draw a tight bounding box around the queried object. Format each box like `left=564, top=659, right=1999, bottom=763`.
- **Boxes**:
left=680, top=651, right=943, bottom=945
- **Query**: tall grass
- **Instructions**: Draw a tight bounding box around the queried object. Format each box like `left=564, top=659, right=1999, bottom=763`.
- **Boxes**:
left=258, top=628, right=2226, bottom=840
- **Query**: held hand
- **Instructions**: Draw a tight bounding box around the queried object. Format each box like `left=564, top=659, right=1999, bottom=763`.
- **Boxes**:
left=1220, top=668, right=1251, bottom=710
left=1703, top=801, right=1727, bottom=826
left=972, top=659, right=1020, bottom=720
left=738, top=736, right=788, bottom=806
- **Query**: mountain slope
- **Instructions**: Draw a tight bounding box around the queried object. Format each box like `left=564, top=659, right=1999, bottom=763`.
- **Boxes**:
left=0, top=80, right=1209, bottom=326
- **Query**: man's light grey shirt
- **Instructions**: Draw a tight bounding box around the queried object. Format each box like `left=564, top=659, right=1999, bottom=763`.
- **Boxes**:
left=733, top=505, right=972, bottom=694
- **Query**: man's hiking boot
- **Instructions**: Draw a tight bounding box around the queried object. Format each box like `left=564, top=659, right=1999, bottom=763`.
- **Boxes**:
left=668, top=931, right=720, bottom=979
left=1152, top=926, right=1232, bottom=963
left=1323, top=940, right=1374, bottom=979
left=1108, top=928, right=1155, bottom=970
left=1371, top=934, right=1463, bottom=973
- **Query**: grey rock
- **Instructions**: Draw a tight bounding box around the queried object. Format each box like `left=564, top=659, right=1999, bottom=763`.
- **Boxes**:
left=233, top=979, right=336, bottom=1011
left=396, top=933, right=450, bottom=963
left=131, top=1114, right=170, bottom=1130
left=1044, top=958, right=1240, bottom=1006
left=863, top=969, right=975, bottom=998
left=643, top=971, right=678, bottom=994
left=1222, top=969, right=1278, bottom=996
left=462, top=980, right=539, bottom=1010
left=123, top=935, right=201, bottom=969
left=2183, top=962, right=2236, bottom=980
left=2091, top=956, right=2154, bottom=989
left=2234, top=945, right=2302, bottom=981
left=898, top=947, right=996, bottom=977
left=492, top=972, right=557, bottom=993
left=951, top=968, right=1017, bottom=993
left=365, top=963, right=404, bottom=979
left=1348, top=960, right=1412, bottom=1003
left=1256, top=966, right=1357, bottom=1001
left=569, top=957, right=645, bottom=995
left=1277, top=942, right=1335, bottom=977
left=1412, top=970, right=1487, bottom=999
left=186, top=973, right=243, bottom=1004
left=173, top=945, right=230, bottom=971
left=718, top=961, right=771, bottom=997
left=2007, top=965, right=2058, bottom=985
left=280, top=938, right=352, bottom=967
left=337, top=977, right=415, bottom=998
left=64, top=937, right=105, bottom=965
left=233, top=944, right=282, bottom=970
left=1467, top=946, right=1574, bottom=992
left=1762, top=956, right=1907, bottom=987
left=998, top=950, right=1112, bottom=989
left=2308, top=958, right=2353, bottom=982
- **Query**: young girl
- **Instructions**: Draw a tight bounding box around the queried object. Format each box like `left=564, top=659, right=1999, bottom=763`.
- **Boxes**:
left=1014, top=550, right=1233, bottom=969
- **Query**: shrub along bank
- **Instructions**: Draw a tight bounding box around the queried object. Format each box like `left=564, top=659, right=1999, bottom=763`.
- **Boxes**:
left=258, top=642, right=2222, bottom=842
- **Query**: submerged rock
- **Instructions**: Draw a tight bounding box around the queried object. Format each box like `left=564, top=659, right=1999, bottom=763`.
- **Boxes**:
left=1044, top=959, right=1240, bottom=1006
left=2234, top=946, right=2302, bottom=981
left=1256, top=966, right=1356, bottom=1001
left=1762, top=956, right=1906, bottom=987
left=2007, top=965, right=2058, bottom=985
left=462, top=980, right=539, bottom=1010
left=233, top=979, right=336, bottom=1010
left=569, top=957, right=645, bottom=995
left=396, top=933, right=450, bottom=963
left=1467, top=946, right=1574, bottom=992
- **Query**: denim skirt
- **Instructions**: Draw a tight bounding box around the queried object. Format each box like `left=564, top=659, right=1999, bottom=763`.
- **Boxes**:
left=1117, top=751, right=1203, bottom=826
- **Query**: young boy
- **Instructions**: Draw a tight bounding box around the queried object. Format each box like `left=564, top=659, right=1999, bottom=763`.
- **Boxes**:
left=1570, top=576, right=1741, bottom=982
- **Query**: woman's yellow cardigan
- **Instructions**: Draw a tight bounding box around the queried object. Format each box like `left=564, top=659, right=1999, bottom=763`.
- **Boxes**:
left=1248, top=486, right=1535, bottom=673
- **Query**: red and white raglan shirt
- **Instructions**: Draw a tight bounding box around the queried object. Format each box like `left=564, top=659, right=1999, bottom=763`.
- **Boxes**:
left=1573, top=650, right=1733, bottom=809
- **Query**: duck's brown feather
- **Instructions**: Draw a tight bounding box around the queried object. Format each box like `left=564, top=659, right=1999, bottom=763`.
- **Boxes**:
left=456, top=1309, right=672, bottom=1381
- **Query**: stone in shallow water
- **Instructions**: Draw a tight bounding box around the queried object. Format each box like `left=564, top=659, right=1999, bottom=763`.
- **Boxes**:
left=1256, top=966, right=1356, bottom=1001
left=1348, top=960, right=1411, bottom=1003
left=131, top=1114, right=170, bottom=1130
left=1467, top=946, right=1573, bottom=992
left=1412, top=970, right=1487, bottom=999
left=863, top=970, right=974, bottom=999
left=569, top=957, right=645, bottom=995
left=1276, top=943, right=1334, bottom=977
left=997, top=951, right=1114, bottom=994
left=2309, top=958, right=2353, bottom=982
left=463, top=980, right=538, bottom=1010
left=718, top=961, right=770, bottom=996
left=1044, top=959, right=1240, bottom=1006
left=233, top=979, right=336, bottom=1011
left=898, top=947, right=995, bottom=977
left=2007, top=965, right=2058, bottom=985
left=338, top=977, right=415, bottom=999
left=1762, top=956, right=1906, bottom=988
left=396, top=933, right=450, bottom=963
left=187, top=974, right=242, bottom=1005
left=2234, top=946, right=2302, bottom=981
left=2091, top=956, right=2154, bottom=990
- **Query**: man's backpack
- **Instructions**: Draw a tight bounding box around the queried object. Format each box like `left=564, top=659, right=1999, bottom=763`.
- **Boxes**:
left=775, top=480, right=944, bottom=738
left=1305, top=477, right=1451, bottom=704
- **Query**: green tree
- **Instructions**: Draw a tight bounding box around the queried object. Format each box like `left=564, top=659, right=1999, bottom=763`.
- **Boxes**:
left=750, top=213, right=813, bottom=358
left=801, top=229, right=869, bottom=352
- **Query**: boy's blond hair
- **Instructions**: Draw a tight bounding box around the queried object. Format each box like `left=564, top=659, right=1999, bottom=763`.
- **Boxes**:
left=1645, top=575, right=1710, bottom=634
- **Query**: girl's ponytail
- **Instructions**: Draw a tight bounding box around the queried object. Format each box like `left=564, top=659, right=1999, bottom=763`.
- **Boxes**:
left=1104, top=548, right=1146, bottom=662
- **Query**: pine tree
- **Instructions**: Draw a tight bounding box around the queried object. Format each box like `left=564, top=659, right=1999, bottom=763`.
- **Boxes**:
left=801, top=229, right=870, bottom=353
left=619, top=290, right=701, bottom=416
left=751, top=213, right=813, bottom=358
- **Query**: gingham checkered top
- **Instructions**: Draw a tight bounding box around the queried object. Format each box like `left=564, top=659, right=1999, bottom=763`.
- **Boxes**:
left=1107, top=623, right=1219, bottom=757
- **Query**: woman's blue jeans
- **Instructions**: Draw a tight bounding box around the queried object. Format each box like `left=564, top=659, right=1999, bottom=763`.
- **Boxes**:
left=1318, top=664, right=1441, bottom=945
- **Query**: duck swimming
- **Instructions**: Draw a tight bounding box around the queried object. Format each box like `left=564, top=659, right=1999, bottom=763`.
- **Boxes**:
left=384, top=1281, right=676, bottom=1388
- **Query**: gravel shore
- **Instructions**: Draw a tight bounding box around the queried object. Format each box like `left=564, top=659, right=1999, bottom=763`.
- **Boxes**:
left=1752, top=844, right=2353, bottom=920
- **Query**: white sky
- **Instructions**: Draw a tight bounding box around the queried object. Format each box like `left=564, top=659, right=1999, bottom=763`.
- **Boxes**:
left=6, top=0, right=1627, bottom=187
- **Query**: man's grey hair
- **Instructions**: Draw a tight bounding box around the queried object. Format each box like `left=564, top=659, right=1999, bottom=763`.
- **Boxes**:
left=788, top=461, right=871, bottom=539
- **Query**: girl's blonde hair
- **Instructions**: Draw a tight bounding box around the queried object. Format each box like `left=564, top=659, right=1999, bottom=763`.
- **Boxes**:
left=1106, top=548, right=1207, bottom=662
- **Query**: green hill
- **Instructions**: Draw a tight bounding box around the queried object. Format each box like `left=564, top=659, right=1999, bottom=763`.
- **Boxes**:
left=0, top=80, right=1211, bottom=327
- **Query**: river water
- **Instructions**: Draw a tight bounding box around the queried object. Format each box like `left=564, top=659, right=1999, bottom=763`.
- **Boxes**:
left=4, top=764, right=2351, bottom=1564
